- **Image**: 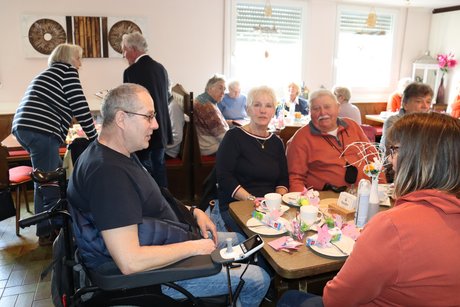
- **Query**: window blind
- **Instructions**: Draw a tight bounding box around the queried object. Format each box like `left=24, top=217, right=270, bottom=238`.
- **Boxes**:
left=236, top=3, right=302, bottom=43
left=339, top=10, right=393, bottom=35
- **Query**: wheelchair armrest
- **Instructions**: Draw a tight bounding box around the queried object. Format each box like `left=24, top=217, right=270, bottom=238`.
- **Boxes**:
left=88, top=255, right=222, bottom=291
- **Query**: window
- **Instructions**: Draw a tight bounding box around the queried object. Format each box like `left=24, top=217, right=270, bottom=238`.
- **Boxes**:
left=225, top=0, right=306, bottom=95
left=334, top=7, right=397, bottom=90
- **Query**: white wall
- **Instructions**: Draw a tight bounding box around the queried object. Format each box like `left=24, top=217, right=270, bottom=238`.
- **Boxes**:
left=0, top=0, right=434, bottom=111
left=429, top=10, right=460, bottom=110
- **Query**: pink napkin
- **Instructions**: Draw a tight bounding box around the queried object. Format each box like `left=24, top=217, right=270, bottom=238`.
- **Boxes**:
left=268, top=236, right=302, bottom=252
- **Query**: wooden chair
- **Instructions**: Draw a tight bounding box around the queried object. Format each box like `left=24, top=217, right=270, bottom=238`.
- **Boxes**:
left=165, top=84, right=193, bottom=202
left=360, top=124, right=377, bottom=143
left=279, top=125, right=302, bottom=146
left=0, top=145, right=32, bottom=235
left=190, top=99, right=216, bottom=202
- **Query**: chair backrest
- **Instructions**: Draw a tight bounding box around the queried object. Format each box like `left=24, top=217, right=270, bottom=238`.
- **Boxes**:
left=360, top=124, right=377, bottom=143
left=0, top=146, right=10, bottom=189
left=279, top=126, right=301, bottom=146
left=68, top=138, right=91, bottom=164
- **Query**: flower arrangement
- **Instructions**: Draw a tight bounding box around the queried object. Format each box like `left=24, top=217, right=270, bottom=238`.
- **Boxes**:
left=437, top=53, right=457, bottom=74
left=340, top=141, right=389, bottom=180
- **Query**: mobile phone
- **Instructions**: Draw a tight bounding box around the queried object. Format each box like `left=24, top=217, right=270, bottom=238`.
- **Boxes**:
left=219, top=234, right=264, bottom=261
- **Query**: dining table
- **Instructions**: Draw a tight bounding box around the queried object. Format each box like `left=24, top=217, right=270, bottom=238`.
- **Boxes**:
left=229, top=191, right=347, bottom=296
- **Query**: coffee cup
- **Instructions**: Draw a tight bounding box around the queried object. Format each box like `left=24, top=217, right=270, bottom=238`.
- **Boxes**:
left=264, top=193, right=281, bottom=212
left=300, top=205, right=319, bottom=225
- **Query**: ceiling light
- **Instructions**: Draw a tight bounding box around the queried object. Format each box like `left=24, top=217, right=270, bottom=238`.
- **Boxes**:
left=366, top=7, right=377, bottom=28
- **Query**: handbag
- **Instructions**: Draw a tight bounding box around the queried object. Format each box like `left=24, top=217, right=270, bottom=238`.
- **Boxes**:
left=0, top=188, right=16, bottom=221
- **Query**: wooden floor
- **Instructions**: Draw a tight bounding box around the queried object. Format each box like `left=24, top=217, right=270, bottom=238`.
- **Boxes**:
left=0, top=203, right=53, bottom=307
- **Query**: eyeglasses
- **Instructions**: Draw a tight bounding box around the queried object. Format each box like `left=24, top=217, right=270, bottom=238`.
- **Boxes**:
left=123, top=110, right=157, bottom=123
left=389, top=145, right=400, bottom=159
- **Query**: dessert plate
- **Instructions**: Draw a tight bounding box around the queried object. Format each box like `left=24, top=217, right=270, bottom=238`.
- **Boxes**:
left=256, top=202, right=290, bottom=214
left=307, top=234, right=355, bottom=258
left=246, top=217, right=288, bottom=236
left=282, top=192, right=301, bottom=206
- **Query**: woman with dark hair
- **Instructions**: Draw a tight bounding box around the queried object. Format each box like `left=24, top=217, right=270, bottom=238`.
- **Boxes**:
left=12, top=43, right=97, bottom=245
left=278, top=112, right=460, bottom=307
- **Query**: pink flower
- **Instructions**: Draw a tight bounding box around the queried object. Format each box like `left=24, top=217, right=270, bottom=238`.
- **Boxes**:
left=437, top=53, right=457, bottom=73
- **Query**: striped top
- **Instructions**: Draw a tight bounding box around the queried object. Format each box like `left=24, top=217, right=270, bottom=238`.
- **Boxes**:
left=12, top=62, right=97, bottom=143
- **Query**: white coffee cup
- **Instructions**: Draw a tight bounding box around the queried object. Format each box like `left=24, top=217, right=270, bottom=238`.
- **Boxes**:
left=264, top=193, right=281, bottom=212
left=300, top=205, right=319, bottom=225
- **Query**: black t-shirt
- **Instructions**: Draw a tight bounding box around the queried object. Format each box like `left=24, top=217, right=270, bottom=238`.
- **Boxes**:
left=67, top=141, right=178, bottom=232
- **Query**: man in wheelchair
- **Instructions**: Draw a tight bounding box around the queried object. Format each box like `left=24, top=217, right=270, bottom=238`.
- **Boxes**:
left=67, top=83, right=270, bottom=306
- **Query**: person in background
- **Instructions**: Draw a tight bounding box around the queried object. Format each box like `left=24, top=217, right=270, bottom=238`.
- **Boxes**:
left=216, top=85, right=289, bottom=233
left=12, top=43, right=97, bottom=246
left=278, top=112, right=460, bottom=306
left=165, top=89, right=188, bottom=159
left=122, top=31, right=172, bottom=188
left=380, top=82, right=432, bottom=152
left=217, top=80, right=247, bottom=124
left=386, top=77, right=412, bottom=112
left=286, top=89, right=379, bottom=192
left=276, top=82, right=309, bottom=117
left=450, top=81, right=460, bottom=118
left=193, top=75, right=229, bottom=156
left=67, top=84, right=270, bottom=307
left=333, top=86, right=361, bottom=124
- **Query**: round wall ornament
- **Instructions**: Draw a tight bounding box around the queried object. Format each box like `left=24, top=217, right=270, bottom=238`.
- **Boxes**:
left=108, top=20, right=142, bottom=54
left=28, top=18, right=67, bottom=55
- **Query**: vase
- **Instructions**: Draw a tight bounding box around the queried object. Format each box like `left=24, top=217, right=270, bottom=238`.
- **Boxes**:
left=436, top=75, right=445, bottom=105
left=367, top=176, right=379, bottom=221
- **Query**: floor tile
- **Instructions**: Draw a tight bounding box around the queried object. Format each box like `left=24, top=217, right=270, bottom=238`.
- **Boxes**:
left=0, top=295, right=18, bottom=307
left=2, top=283, right=36, bottom=296
left=31, top=298, right=53, bottom=307
left=14, top=292, right=34, bottom=307
left=34, top=281, right=51, bottom=301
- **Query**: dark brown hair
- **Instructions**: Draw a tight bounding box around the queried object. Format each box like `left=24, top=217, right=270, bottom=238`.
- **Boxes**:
left=401, top=82, right=433, bottom=105
left=387, top=112, right=460, bottom=198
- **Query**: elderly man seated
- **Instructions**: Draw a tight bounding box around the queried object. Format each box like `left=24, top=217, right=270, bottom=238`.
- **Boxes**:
left=67, top=83, right=269, bottom=306
left=286, top=89, right=381, bottom=192
left=194, top=74, right=229, bottom=155
left=218, top=80, right=248, bottom=122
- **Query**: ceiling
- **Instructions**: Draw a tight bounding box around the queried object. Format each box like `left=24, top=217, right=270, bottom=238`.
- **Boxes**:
left=339, top=0, right=460, bottom=9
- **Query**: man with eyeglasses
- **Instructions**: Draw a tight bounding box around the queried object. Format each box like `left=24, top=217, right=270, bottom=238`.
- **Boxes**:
left=121, top=32, right=172, bottom=188
left=67, top=84, right=270, bottom=306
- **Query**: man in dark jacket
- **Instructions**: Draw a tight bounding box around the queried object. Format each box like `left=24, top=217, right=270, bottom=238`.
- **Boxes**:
left=122, top=32, right=172, bottom=187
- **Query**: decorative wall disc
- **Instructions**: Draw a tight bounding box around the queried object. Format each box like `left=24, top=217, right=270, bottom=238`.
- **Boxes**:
left=108, top=20, right=142, bottom=54
left=28, top=18, right=66, bottom=55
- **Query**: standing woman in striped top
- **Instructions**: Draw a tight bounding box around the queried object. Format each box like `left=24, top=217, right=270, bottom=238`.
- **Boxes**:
left=12, top=43, right=97, bottom=245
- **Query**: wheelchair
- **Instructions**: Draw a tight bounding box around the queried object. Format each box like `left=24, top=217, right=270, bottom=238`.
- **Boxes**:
left=19, top=167, right=231, bottom=307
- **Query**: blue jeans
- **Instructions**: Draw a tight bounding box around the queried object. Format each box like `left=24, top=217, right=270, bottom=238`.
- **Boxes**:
left=139, top=147, right=168, bottom=188
left=13, top=129, right=62, bottom=236
left=277, top=290, right=324, bottom=307
left=162, top=232, right=270, bottom=307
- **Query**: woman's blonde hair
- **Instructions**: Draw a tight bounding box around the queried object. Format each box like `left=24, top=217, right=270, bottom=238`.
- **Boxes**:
left=246, top=85, right=277, bottom=108
left=387, top=112, right=460, bottom=198
left=48, top=43, right=82, bottom=67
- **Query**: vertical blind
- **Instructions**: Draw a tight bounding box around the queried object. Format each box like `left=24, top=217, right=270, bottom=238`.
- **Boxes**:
left=236, top=3, right=302, bottom=43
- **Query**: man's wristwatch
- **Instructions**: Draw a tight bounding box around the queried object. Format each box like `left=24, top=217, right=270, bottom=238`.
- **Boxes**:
left=246, top=195, right=256, bottom=201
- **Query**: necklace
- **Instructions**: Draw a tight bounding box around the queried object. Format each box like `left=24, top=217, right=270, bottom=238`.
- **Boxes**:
left=255, top=137, right=268, bottom=149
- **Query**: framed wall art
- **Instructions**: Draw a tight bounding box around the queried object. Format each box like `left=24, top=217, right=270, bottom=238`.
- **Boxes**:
left=22, top=15, right=146, bottom=58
